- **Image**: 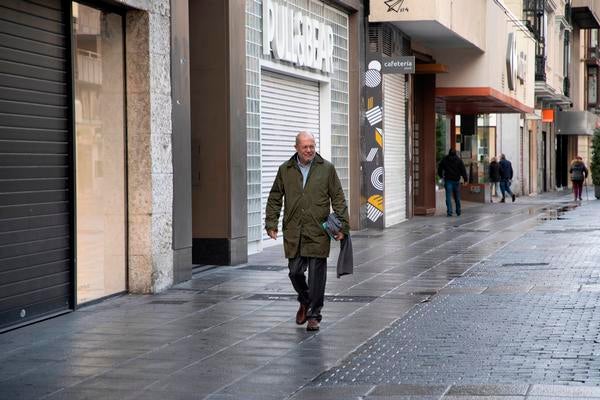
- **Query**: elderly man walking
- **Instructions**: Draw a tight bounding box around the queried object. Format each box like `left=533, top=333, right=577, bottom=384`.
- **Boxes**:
left=265, top=131, right=349, bottom=331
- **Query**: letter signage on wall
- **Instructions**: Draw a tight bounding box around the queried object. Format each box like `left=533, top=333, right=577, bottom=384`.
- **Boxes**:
left=381, top=56, right=415, bottom=74
left=262, top=0, right=335, bottom=73
left=517, top=51, right=527, bottom=83
left=506, top=32, right=517, bottom=91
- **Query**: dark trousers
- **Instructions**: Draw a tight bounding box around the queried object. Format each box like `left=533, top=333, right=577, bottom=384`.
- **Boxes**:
left=444, top=179, right=461, bottom=216
left=288, top=256, right=327, bottom=321
left=572, top=180, right=583, bottom=199
left=500, top=180, right=513, bottom=198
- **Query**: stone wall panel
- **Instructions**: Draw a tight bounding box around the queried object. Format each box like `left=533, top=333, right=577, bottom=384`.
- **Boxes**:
left=124, top=2, right=174, bottom=294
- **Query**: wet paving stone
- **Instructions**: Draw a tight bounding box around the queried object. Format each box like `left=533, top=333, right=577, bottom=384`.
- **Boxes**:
left=2, top=194, right=597, bottom=399
left=312, top=200, right=600, bottom=392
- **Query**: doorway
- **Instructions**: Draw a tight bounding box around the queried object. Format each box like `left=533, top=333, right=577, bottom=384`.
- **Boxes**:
left=541, top=131, right=547, bottom=192
left=556, top=135, right=569, bottom=189
left=73, top=3, right=127, bottom=304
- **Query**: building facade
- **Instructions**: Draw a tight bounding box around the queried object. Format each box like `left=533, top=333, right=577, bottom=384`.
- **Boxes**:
left=0, top=0, right=191, bottom=331
left=190, top=0, right=366, bottom=264
left=555, top=0, right=600, bottom=189
left=368, top=0, right=536, bottom=214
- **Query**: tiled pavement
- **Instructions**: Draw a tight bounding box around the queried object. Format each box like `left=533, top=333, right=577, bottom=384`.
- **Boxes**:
left=2, top=193, right=600, bottom=399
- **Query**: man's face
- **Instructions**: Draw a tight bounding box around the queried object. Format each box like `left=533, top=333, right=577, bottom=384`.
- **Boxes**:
left=295, top=135, right=316, bottom=164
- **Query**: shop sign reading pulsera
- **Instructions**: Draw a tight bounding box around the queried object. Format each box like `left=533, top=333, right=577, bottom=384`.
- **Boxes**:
left=262, top=0, right=335, bottom=73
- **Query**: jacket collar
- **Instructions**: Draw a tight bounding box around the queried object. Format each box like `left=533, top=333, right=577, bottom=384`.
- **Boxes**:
left=285, top=153, right=324, bottom=168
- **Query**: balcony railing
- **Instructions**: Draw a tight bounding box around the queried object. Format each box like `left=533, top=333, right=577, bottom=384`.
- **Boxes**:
left=76, top=50, right=102, bottom=85
left=587, top=46, right=600, bottom=63
left=535, top=55, right=546, bottom=81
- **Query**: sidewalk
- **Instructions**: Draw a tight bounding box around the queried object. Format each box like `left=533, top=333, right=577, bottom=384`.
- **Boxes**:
left=0, top=192, right=597, bottom=400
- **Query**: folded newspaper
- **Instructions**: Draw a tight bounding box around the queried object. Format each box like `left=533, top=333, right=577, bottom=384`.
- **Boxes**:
left=322, top=213, right=342, bottom=239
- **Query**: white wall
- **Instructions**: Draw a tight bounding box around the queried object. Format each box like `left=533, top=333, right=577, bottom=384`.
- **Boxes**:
left=369, top=0, right=486, bottom=50
left=434, top=0, right=536, bottom=109
left=497, top=113, right=524, bottom=195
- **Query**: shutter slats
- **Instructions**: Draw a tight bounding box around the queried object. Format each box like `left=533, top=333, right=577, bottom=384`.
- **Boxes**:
left=0, top=0, right=71, bottom=331
left=383, top=74, right=407, bottom=227
left=260, top=70, right=320, bottom=243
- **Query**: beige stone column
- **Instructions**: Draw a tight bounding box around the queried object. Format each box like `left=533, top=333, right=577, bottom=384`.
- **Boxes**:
left=125, top=4, right=174, bottom=293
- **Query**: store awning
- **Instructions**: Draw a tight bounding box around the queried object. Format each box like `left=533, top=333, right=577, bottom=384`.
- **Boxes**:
left=436, top=87, right=534, bottom=114
left=571, top=6, right=600, bottom=29
left=556, top=110, right=600, bottom=136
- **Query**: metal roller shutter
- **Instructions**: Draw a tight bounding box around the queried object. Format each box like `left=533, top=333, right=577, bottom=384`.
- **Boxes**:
left=383, top=74, right=407, bottom=227
left=0, top=0, right=72, bottom=330
left=260, top=70, right=320, bottom=243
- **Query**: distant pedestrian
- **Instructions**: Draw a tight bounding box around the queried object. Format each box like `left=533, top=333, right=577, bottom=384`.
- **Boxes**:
left=569, top=156, right=588, bottom=201
left=265, top=131, right=349, bottom=332
left=498, top=154, right=516, bottom=203
left=437, top=148, right=468, bottom=217
left=488, top=156, right=500, bottom=203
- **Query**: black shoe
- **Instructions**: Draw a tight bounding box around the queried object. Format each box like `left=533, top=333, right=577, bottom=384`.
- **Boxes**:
left=456, top=212, right=461, bottom=216
left=500, top=198, right=505, bottom=203
left=447, top=213, right=453, bottom=217
left=512, top=194, right=516, bottom=202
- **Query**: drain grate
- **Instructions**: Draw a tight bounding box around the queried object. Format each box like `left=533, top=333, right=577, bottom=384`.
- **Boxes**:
left=237, top=293, right=377, bottom=303
left=501, top=262, right=549, bottom=267
left=149, top=300, right=189, bottom=305
left=352, top=233, right=384, bottom=238
left=411, top=290, right=438, bottom=296
left=544, top=228, right=600, bottom=234
left=240, top=265, right=287, bottom=271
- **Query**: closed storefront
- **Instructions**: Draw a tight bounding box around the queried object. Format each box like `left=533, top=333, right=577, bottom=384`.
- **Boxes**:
left=0, top=0, right=72, bottom=330
left=246, top=0, right=350, bottom=254
left=1, top=0, right=180, bottom=331
left=260, top=71, right=321, bottom=243
left=364, top=24, right=411, bottom=227
left=382, top=74, right=408, bottom=226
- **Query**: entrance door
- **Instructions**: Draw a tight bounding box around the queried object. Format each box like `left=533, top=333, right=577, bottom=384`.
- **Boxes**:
left=73, top=3, right=126, bottom=304
left=556, top=135, right=569, bottom=188
left=260, top=70, right=320, bottom=246
left=542, top=131, right=547, bottom=192
left=0, top=0, right=72, bottom=331
left=383, top=74, right=407, bottom=226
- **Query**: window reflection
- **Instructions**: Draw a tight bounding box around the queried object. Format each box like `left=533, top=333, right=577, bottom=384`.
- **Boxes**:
left=74, top=3, right=126, bottom=304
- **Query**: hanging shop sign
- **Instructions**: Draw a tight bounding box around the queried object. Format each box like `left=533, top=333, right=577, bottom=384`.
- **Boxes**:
left=542, top=109, right=554, bottom=123
left=517, top=51, right=527, bottom=83
left=262, top=0, right=335, bottom=73
left=381, top=56, right=415, bottom=74
left=506, top=32, right=517, bottom=91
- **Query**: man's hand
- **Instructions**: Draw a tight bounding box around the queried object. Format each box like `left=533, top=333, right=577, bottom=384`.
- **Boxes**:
left=334, top=231, right=344, bottom=241
left=267, top=229, right=278, bottom=240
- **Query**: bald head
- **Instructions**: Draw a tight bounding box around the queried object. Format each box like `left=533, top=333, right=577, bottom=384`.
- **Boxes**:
left=295, top=131, right=315, bottom=145
left=295, top=131, right=316, bottom=165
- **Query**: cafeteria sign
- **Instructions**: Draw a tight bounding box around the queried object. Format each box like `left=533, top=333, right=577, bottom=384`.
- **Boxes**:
left=381, top=56, right=415, bottom=74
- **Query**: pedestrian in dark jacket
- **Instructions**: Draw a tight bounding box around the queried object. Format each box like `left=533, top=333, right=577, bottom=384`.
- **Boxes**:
left=265, top=131, right=349, bottom=332
left=498, top=154, right=516, bottom=202
left=569, top=156, right=588, bottom=201
left=488, top=157, right=500, bottom=203
left=437, top=148, right=468, bottom=217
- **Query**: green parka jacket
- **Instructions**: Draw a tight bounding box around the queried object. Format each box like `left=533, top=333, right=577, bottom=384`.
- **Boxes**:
left=265, top=153, right=350, bottom=259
